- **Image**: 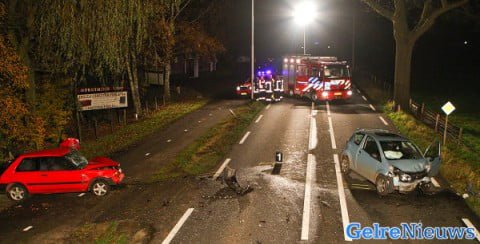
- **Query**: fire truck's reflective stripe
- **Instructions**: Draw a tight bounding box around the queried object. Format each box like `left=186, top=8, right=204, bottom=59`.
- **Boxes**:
left=461, top=218, right=480, bottom=242
left=162, top=208, right=195, bottom=244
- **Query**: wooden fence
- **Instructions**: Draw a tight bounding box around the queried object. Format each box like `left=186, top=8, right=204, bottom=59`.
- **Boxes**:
left=409, top=99, right=463, bottom=143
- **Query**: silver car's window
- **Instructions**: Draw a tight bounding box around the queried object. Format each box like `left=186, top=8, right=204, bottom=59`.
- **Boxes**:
left=363, top=136, right=381, bottom=161
left=380, top=141, right=423, bottom=160
left=352, top=133, right=365, bottom=145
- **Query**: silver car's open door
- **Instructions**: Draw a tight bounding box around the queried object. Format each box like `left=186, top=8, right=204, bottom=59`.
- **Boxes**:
left=423, top=139, right=441, bottom=177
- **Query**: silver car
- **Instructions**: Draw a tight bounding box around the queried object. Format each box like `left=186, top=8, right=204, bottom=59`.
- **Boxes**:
left=341, top=129, right=441, bottom=195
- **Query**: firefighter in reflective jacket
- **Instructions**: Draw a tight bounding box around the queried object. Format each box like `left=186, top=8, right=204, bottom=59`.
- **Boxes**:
left=273, top=78, right=284, bottom=102
left=264, top=78, right=273, bottom=102
left=256, top=78, right=266, bottom=101
left=253, top=78, right=260, bottom=100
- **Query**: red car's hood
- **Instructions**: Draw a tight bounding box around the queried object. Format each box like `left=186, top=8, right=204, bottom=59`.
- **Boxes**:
left=86, top=157, right=119, bottom=169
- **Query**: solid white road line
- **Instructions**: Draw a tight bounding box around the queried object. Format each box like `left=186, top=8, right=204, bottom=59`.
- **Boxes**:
left=301, top=153, right=317, bottom=241
left=328, top=116, right=337, bottom=149
left=461, top=218, right=480, bottom=242
left=379, top=116, right=389, bottom=126
left=431, top=177, right=441, bottom=188
left=334, top=154, right=352, bottom=241
left=162, top=208, right=195, bottom=244
left=266, top=104, right=271, bottom=109
left=326, top=101, right=331, bottom=116
left=239, top=131, right=251, bottom=144
left=213, top=158, right=231, bottom=180
left=362, top=95, right=367, bottom=101
left=309, top=114, right=318, bottom=150
left=255, top=114, right=264, bottom=123
left=369, top=104, right=376, bottom=112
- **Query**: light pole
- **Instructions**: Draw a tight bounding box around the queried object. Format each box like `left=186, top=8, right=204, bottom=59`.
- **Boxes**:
left=293, top=1, right=316, bottom=56
left=251, top=0, right=255, bottom=100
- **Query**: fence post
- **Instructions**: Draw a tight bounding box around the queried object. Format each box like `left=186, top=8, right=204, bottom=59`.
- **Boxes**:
left=146, top=101, right=149, bottom=114
left=409, top=99, right=412, bottom=111
left=434, top=114, right=440, bottom=132
left=123, top=109, right=127, bottom=125
left=458, top=128, right=463, bottom=142
left=110, top=110, right=114, bottom=133
left=155, top=97, right=158, bottom=110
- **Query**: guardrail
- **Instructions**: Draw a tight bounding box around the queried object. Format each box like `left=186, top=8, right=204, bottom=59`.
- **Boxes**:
left=409, top=99, right=463, bottom=143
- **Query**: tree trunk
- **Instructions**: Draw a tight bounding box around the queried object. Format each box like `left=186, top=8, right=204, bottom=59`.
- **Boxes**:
left=126, top=53, right=142, bottom=116
left=393, top=37, right=414, bottom=111
left=164, top=63, right=171, bottom=101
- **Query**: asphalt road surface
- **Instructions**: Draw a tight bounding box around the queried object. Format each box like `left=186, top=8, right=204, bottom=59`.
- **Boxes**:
left=0, top=90, right=479, bottom=243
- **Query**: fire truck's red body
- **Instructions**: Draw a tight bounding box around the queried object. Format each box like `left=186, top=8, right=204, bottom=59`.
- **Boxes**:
left=282, top=56, right=352, bottom=101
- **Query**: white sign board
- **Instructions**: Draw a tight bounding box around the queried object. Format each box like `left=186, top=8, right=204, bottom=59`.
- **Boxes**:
left=441, top=102, right=456, bottom=116
left=78, top=91, right=128, bottom=111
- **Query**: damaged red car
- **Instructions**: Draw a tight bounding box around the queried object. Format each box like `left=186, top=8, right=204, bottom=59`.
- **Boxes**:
left=0, top=138, right=124, bottom=201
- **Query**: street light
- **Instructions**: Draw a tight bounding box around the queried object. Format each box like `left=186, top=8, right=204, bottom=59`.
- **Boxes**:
left=293, top=2, right=317, bottom=55
left=251, top=0, right=255, bottom=100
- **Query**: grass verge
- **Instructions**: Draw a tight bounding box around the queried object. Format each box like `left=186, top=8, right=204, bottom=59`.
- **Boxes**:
left=152, top=101, right=265, bottom=181
left=81, top=100, right=208, bottom=159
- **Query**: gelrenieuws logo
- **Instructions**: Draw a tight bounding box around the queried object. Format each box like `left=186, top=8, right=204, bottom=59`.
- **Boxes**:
left=346, top=222, right=476, bottom=240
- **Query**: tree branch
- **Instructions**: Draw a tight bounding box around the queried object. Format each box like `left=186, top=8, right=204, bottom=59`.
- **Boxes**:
left=412, top=0, right=469, bottom=41
left=361, top=0, right=394, bottom=20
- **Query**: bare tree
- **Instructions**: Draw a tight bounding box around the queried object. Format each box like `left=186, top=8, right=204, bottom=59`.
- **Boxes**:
left=361, top=0, right=468, bottom=109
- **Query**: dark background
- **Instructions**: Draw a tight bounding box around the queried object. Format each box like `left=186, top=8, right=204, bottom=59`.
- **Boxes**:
left=212, top=0, right=480, bottom=94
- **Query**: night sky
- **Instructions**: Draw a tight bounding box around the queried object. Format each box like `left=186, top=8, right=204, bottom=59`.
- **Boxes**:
left=215, top=0, right=479, bottom=92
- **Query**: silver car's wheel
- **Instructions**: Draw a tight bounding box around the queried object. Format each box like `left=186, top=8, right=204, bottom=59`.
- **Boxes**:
left=7, top=184, right=28, bottom=201
left=340, top=157, right=350, bottom=175
left=91, top=180, right=110, bottom=196
left=375, top=175, right=392, bottom=196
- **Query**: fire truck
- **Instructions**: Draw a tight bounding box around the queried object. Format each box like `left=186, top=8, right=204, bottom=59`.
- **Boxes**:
left=282, top=56, right=352, bottom=101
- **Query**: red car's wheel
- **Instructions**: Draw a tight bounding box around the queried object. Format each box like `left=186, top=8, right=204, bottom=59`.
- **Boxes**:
left=7, top=183, right=29, bottom=202
left=91, top=180, right=110, bottom=197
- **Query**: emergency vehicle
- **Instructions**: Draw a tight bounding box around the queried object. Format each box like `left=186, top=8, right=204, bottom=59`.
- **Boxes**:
left=282, top=56, right=352, bottom=101
left=235, top=78, right=252, bottom=97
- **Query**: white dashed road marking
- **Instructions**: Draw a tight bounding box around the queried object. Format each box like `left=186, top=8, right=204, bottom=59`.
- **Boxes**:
left=255, top=115, right=264, bottom=123
left=266, top=104, right=271, bottom=109
left=239, top=131, right=251, bottom=144
left=362, top=96, right=367, bottom=101
left=431, top=177, right=440, bottom=188
left=369, top=104, right=376, bottom=111
left=379, top=116, right=389, bottom=126
left=461, top=218, right=480, bottom=242
left=162, top=208, right=195, bottom=244
left=334, top=154, right=352, bottom=241
left=213, top=158, right=231, bottom=180
left=23, top=226, right=33, bottom=232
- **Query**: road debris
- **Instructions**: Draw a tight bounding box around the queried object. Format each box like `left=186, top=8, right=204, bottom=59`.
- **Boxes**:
left=321, top=201, right=331, bottom=208
left=167, top=139, right=172, bottom=143
left=221, top=167, right=253, bottom=196
left=78, top=193, right=86, bottom=197
left=145, top=153, right=151, bottom=157
left=184, top=129, right=188, bottom=132
left=23, top=226, right=33, bottom=232
left=463, top=193, right=469, bottom=199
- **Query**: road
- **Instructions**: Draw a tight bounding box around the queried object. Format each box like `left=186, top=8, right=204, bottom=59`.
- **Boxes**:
left=0, top=90, right=479, bottom=243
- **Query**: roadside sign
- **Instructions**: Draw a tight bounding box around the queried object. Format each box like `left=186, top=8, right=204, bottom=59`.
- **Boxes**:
left=441, top=102, right=456, bottom=116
